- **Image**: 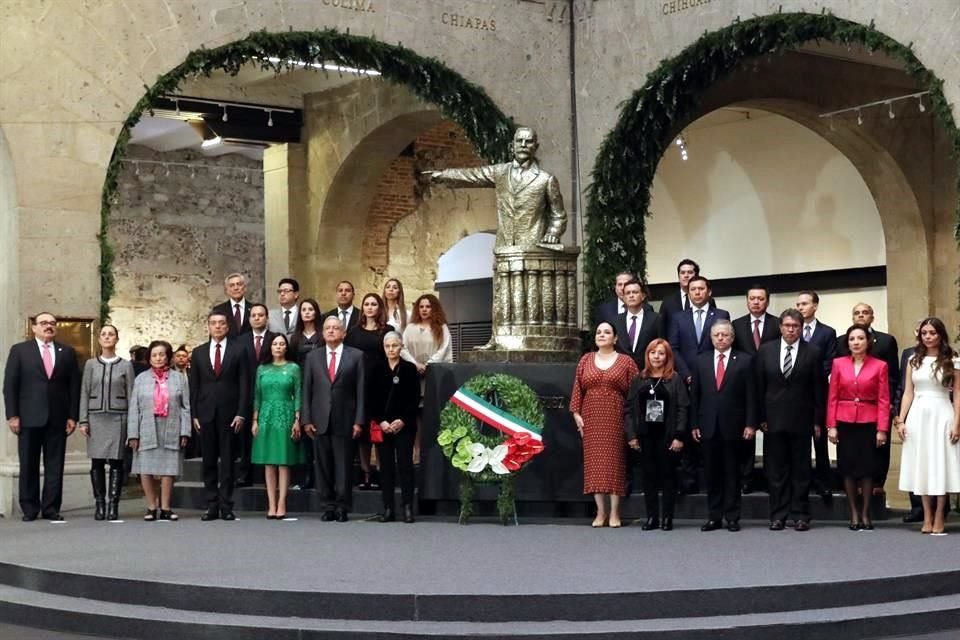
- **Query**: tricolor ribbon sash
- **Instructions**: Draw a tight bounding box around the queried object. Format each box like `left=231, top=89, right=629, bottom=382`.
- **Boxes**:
left=450, top=387, right=543, bottom=441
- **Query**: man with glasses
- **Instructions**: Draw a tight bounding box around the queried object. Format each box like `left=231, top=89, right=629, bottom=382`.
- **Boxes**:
left=269, top=278, right=300, bottom=338
left=4, top=313, right=81, bottom=521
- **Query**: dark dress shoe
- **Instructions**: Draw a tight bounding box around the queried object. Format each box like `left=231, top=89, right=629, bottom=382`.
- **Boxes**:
left=221, top=510, right=236, bottom=521
left=235, top=480, right=254, bottom=488
left=21, top=513, right=38, bottom=522
left=380, top=507, right=396, bottom=522
left=795, top=521, right=810, bottom=532
left=769, top=520, right=785, bottom=531
left=403, top=504, right=415, bottom=524
left=726, top=521, right=741, bottom=532
left=701, top=520, right=722, bottom=532
left=742, top=482, right=755, bottom=495
left=902, top=512, right=924, bottom=523
left=641, top=517, right=660, bottom=531
left=661, top=517, right=673, bottom=531
left=44, top=513, right=64, bottom=521
left=818, top=490, right=834, bottom=507
left=320, top=510, right=336, bottom=522
left=201, top=510, right=219, bottom=522
left=335, top=510, right=349, bottom=523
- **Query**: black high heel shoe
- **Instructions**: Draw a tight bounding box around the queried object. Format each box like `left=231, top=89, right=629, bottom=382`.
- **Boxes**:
left=641, top=517, right=660, bottom=531
left=661, top=517, right=673, bottom=531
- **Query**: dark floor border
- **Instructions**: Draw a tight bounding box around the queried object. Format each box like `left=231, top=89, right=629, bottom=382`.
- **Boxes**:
left=1, top=597, right=960, bottom=640
left=0, top=562, right=958, bottom=623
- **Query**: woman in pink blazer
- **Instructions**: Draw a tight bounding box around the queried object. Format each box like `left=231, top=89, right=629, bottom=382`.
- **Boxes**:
left=826, top=324, right=890, bottom=530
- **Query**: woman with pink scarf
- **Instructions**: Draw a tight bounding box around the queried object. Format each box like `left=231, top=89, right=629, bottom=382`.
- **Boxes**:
left=127, top=340, right=192, bottom=521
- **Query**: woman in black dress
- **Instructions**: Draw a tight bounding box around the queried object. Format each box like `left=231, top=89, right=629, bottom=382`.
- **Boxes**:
left=288, top=298, right=323, bottom=488
left=370, top=331, right=420, bottom=522
left=345, top=293, right=394, bottom=488
left=625, top=339, right=688, bottom=531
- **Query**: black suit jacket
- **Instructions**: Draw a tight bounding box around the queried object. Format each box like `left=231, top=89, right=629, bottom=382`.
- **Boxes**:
left=804, top=321, right=837, bottom=376
left=3, top=340, right=80, bottom=428
left=755, top=340, right=825, bottom=434
left=188, top=339, right=250, bottom=424
left=369, top=359, right=420, bottom=431
left=326, top=306, right=361, bottom=332
left=301, top=344, right=366, bottom=436
left=241, top=330, right=279, bottom=415
left=614, top=309, right=662, bottom=368
left=212, top=299, right=255, bottom=338
left=837, top=328, right=899, bottom=403
left=658, top=289, right=686, bottom=329
left=691, top=349, right=756, bottom=441
left=732, top=313, right=780, bottom=356
left=668, top=305, right=731, bottom=381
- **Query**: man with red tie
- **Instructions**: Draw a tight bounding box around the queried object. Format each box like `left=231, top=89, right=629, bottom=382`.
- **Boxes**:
left=732, top=285, right=779, bottom=493
left=211, top=273, right=254, bottom=338
left=189, top=312, right=250, bottom=521
left=691, top=319, right=757, bottom=532
left=302, top=315, right=366, bottom=522
left=4, top=313, right=80, bottom=521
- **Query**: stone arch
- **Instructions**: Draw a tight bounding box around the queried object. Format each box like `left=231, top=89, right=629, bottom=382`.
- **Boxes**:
left=584, top=12, right=960, bottom=341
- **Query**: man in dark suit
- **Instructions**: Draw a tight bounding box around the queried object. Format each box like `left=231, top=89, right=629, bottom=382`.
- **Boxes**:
left=211, top=272, right=254, bottom=337
left=668, top=275, right=730, bottom=382
left=235, top=303, right=278, bottom=487
left=3, top=313, right=80, bottom=521
left=658, top=258, right=699, bottom=334
left=755, top=309, right=824, bottom=531
left=836, top=303, right=900, bottom=493
left=691, top=319, right=757, bottom=532
left=302, top=315, right=366, bottom=522
left=593, top=271, right=635, bottom=327
left=732, top=285, right=780, bottom=493
left=613, top=278, right=661, bottom=368
left=190, top=311, right=250, bottom=521
left=795, top=290, right=837, bottom=505
left=326, top=280, right=360, bottom=333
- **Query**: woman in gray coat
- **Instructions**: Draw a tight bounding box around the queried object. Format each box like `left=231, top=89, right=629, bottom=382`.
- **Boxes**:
left=78, top=324, right=136, bottom=521
left=127, top=340, right=192, bottom=521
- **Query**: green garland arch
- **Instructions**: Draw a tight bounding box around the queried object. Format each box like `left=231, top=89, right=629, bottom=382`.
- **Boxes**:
left=583, top=11, right=960, bottom=317
left=98, top=29, right=515, bottom=323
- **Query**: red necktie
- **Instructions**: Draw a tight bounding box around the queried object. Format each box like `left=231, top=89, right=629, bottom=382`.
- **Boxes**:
left=328, top=349, right=337, bottom=381
left=234, top=303, right=242, bottom=332
left=214, top=342, right=222, bottom=376
left=753, top=319, right=761, bottom=349
left=716, top=353, right=726, bottom=390
left=254, top=335, right=262, bottom=359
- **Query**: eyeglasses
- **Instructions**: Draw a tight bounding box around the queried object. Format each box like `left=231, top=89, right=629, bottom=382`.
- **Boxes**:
left=277, top=288, right=296, bottom=294
left=35, top=321, right=56, bottom=327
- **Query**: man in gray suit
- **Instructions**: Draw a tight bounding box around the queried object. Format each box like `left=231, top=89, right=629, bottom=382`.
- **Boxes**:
left=268, top=277, right=300, bottom=337
left=302, top=315, right=366, bottom=522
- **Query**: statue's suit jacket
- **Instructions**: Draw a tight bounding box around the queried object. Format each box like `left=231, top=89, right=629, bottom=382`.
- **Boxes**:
left=301, top=345, right=366, bottom=437
left=434, top=160, right=566, bottom=250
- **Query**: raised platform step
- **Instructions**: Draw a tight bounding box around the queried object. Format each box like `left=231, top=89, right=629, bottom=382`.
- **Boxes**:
left=1, top=583, right=959, bottom=639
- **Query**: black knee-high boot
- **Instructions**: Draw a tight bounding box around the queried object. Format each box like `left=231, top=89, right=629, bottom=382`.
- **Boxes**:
left=107, top=463, right=124, bottom=521
left=91, top=465, right=106, bottom=521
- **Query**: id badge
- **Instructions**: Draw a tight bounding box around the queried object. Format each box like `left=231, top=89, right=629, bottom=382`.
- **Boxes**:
left=645, top=399, right=665, bottom=423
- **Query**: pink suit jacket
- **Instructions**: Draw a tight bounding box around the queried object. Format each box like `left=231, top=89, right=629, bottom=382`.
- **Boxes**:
left=826, top=355, right=890, bottom=431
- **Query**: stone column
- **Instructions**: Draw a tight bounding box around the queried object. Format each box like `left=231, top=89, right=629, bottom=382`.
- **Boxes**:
left=263, top=144, right=307, bottom=292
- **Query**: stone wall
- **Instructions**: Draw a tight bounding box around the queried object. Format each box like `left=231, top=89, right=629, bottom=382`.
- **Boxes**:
left=361, top=119, right=490, bottom=295
left=107, top=146, right=265, bottom=353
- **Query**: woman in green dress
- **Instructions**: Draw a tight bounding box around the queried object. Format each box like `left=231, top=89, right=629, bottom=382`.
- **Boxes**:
left=251, top=334, right=305, bottom=519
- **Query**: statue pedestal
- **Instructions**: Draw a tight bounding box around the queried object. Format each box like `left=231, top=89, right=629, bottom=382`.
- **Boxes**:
left=483, top=245, right=581, bottom=354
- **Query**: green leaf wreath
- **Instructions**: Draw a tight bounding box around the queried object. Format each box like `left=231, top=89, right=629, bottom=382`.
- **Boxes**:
left=438, top=374, right=545, bottom=524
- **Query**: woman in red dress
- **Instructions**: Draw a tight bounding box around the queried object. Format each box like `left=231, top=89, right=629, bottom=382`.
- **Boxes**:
left=571, top=321, right=640, bottom=528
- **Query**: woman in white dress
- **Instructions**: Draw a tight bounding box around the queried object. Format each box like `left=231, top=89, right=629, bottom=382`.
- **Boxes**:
left=896, top=317, right=960, bottom=535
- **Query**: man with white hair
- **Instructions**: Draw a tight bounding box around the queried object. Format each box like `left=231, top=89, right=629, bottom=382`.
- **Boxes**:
left=212, top=272, right=254, bottom=337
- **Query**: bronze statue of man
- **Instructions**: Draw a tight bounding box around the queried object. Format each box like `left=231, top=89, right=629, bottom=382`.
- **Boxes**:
left=426, top=127, right=580, bottom=357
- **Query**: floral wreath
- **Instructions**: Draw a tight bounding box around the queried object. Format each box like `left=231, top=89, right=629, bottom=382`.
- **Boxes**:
left=438, top=373, right=545, bottom=523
